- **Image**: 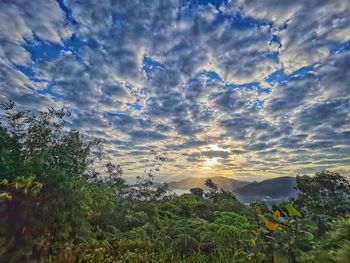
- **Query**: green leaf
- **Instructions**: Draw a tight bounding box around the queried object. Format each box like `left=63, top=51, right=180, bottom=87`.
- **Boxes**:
left=0, top=179, right=9, bottom=186
left=274, top=250, right=289, bottom=263
left=258, top=214, right=266, bottom=223
left=301, top=231, right=314, bottom=241
left=285, top=202, right=301, bottom=217
left=299, top=219, right=317, bottom=228
left=255, top=206, right=262, bottom=214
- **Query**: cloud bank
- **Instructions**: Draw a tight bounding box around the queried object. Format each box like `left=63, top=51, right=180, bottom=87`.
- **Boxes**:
left=0, top=0, right=349, bottom=181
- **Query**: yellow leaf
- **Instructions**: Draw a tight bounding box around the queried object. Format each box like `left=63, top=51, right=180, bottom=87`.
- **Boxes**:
left=265, top=220, right=279, bottom=231
left=250, top=239, right=256, bottom=247
left=0, top=179, right=9, bottom=186
left=274, top=210, right=281, bottom=218
left=0, top=191, right=12, bottom=200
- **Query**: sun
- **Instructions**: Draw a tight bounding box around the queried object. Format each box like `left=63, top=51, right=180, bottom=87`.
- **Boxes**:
left=206, top=157, right=222, bottom=166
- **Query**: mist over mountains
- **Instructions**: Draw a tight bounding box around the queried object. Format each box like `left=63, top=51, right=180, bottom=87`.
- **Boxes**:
left=168, top=176, right=250, bottom=191
left=167, top=176, right=298, bottom=203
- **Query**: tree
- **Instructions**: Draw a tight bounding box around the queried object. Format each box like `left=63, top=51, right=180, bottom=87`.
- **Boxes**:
left=306, top=216, right=350, bottom=263
left=189, top=187, right=204, bottom=197
left=0, top=101, right=110, bottom=261
left=295, top=170, right=350, bottom=217
left=294, top=170, right=350, bottom=235
left=205, top=178, right=218, bottom=198
left=0, top=127, right=23, bottom=179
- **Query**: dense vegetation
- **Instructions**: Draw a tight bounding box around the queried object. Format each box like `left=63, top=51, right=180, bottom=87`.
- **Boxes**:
left=0, top=101, right=349, bottom=263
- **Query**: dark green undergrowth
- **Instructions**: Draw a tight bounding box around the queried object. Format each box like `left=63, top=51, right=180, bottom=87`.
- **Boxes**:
left=1, top=102, right=349, bottom=263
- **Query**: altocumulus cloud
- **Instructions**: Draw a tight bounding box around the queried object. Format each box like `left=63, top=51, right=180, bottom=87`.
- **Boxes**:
left=0, top=0, right=349, bottom=181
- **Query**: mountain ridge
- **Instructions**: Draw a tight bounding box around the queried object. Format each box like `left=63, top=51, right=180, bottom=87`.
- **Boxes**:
left=166, top=176, right=298, bottom=203
left=167, top=176, right=250, bottom=191
left=234, top=176, right=298, bottom=203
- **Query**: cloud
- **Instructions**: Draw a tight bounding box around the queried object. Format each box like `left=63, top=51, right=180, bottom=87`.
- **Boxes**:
left=0, top=0, right=72, bottom=65
left=295, top=99, right=349, bottom=131
left=240, top=0, right=350, bottom=71
left=129, top=130, right=167, bottom=142
left=0, top=0, right=349, bottom=181
left=264, top=72, right=318, bottom=117
left=316, top=50, right=350, bottom=100
left=210, top=88, right=259, bottom=113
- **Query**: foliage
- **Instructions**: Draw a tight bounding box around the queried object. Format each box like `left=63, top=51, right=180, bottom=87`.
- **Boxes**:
left=189, top=187, right=204, bottom=198
left=294, top=170, right=350, bottom=234
left=295, top=170, right=350, bottom=217
left=0, top=101, right=349, bottom=262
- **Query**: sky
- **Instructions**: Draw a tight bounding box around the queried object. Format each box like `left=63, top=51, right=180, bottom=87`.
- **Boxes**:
left=0, top=0, right=350, bottom=182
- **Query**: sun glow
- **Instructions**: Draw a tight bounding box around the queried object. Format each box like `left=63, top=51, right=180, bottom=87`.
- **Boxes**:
left=206, top=157, right=222, bottom=166
left=207, top=144, right=227, bottom=151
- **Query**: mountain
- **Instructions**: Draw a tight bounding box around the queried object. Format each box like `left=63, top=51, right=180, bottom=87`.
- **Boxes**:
left=166, top=176, right=298, bottom=204
left=168, top=176, right=250, bottom=191
left=233, top=176, right=298, bottom=204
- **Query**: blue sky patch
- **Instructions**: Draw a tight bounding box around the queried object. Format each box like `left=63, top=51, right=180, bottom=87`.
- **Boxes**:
left=127, top=101, right=143, bottom=111
left=202, top=71, right=222, bottom=81
left=13, top=65, right=41, bottom=82
left=213, top=12, right=272, bottom=30
left=225, top=81, right=270, bottom=95
left=266, top=65, right=314, bottom=85
left=56, top=0, right=78, bottom=26
left=23, top=36, right=63, bottom=63
left=143, top=56, right=163, bottom=74
left=184, top=0, right=228, bottom=8
left=330, top=40, right=350, bottom=55
left=23, top=34, right=88, bottom=64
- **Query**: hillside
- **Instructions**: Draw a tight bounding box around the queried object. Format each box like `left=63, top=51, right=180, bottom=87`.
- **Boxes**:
left=167, top=176, right=298, bottom=204
left=168, top=176, right=250, bottom=191
left=234, top=176, right=298, bottom=203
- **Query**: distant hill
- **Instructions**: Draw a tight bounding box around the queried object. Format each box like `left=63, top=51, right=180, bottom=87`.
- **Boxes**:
left=233, top=176, right=298, bottom=204
left=168, top=176, right=250, bottom=191
left=166, top=176, right=298, bottom=204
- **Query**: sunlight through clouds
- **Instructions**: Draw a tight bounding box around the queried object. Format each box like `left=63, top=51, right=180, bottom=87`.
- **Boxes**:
left=0, top=0, right=349, bottom=181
